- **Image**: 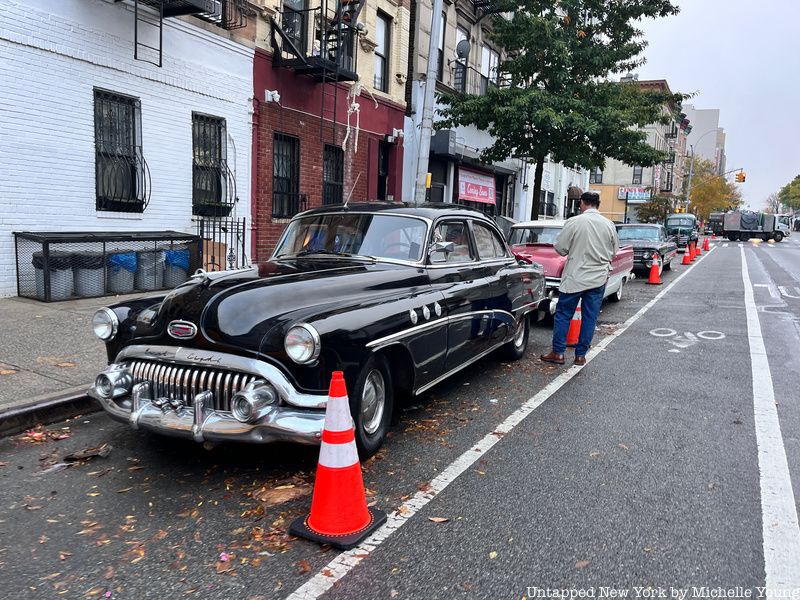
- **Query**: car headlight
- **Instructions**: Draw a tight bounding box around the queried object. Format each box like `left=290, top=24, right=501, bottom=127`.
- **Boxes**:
left=284, top=323, right=321, bottom=364
left=93, top=308, right=119, bottom=341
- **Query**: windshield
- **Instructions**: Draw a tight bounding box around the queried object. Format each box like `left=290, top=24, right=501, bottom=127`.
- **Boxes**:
left=617, top=227, right=660, bottom=241
left=509, top=227, right=563, bottom=245
left=666, top=217, right=695, bottom=229
left=273, top=213, right=428, bottom=262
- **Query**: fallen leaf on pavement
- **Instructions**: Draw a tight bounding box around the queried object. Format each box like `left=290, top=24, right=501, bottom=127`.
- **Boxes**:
left=428, top=517, right=449, bottom=523
left=104, top=566, right=115, bottom=580
left=589, top=451, right=601, bottom=458
left=59, top=551, right=72, bottom=561
left=575, top=560, right=591, bottom=569
left=64, top=444, right=112, bottom=462
left=488, top=551, right=498, bottom=559
left=0, top=368, right=18, bottom=375
left=618, top=443, right=630, bottom=451
left=56, top=362, right=77, bottom=368
left=297, top=560, right=312, bottom=574
left=322, top=569, right=334, bottom=577
left=252, top=484, right=311, bottom=507
left=0, top=461, right=8, bottom=467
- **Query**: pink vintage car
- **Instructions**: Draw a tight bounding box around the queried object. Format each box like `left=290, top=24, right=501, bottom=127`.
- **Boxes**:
left=508, top=220, right=634, bottom=318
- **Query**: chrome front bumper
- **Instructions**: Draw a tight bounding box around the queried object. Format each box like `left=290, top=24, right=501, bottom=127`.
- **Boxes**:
left=89, top=358, right=327, bottom=445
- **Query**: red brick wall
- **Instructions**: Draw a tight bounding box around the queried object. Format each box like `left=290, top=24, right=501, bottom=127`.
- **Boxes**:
left=252, top=50, right=406, bottom=262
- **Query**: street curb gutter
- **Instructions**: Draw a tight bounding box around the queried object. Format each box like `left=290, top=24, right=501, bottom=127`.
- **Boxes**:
left=0, top=386, right=100, bottom=438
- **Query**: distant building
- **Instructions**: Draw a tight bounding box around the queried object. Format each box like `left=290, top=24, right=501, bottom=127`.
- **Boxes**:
left=683, top=104, right=727, bottom=175
left=589, top=78, right=689, bottom=223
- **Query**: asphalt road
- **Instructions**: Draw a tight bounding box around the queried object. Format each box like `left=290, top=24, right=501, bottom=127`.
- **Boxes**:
left=1, top=238, right=798, bottom=600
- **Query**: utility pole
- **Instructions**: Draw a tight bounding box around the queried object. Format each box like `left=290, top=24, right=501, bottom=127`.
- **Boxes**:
left=413, top=0, right=444, bottom=205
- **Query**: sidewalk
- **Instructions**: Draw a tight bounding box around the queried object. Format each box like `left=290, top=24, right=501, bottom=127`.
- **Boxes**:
left=0, top=293, right=146, bottom=416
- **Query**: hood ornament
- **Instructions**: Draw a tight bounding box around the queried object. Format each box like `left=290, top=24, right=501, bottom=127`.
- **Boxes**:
left=168, top=320, right=197, bottom=340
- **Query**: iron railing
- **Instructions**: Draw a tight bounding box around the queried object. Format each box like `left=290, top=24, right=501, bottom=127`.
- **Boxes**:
left=193, top=217, right=248, bottom=270
left=451, top=62, right=509, bottom=95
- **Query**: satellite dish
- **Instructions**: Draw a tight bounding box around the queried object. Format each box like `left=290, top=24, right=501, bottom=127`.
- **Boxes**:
left=455, top=39, right=470, bottom=60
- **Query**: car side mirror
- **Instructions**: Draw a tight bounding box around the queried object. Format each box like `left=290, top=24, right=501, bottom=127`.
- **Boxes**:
left=429, top=241, right=455, bottom=262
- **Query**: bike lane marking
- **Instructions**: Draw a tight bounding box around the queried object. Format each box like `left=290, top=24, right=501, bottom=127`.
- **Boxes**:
left=741, top=246, right=800, bottom=590
left=287, top=247, right=719, bottom=600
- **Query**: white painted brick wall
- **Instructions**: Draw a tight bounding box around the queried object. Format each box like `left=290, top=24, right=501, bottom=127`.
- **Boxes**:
left=0, top=0, right=254, bottom=297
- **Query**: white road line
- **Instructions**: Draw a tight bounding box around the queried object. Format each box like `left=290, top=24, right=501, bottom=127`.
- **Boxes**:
left=286, top=249, right=718, bottom=600
left=723, top=243, right=729, bottom=248
left=741, top=246, right=800, bottom=590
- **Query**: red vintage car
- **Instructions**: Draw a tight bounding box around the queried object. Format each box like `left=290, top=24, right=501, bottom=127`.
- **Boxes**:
left=508, top=220, right=634, bottom=318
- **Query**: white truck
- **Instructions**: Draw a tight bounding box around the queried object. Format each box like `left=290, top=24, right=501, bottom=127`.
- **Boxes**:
left=723, top=211, right=788, bottom=242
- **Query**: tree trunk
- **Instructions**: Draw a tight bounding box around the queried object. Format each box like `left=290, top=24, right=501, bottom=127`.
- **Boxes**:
left=530, top=155, right=545, bottom=221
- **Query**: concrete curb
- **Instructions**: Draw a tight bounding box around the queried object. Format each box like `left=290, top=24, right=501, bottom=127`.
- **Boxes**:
left=0, top=385, right=100, bottom=437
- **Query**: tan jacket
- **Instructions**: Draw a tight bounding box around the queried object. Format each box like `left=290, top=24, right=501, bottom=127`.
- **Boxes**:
left=554, top=209, right=619, bottom=293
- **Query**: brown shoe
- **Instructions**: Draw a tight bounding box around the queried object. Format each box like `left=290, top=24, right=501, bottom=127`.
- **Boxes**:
left=540, top=351, right=565, bottom=365
left=574, top=356, right=587, bottom=366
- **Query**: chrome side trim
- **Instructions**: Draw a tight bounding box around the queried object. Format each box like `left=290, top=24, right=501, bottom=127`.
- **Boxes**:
left=115, top=346, right=328, bottom=409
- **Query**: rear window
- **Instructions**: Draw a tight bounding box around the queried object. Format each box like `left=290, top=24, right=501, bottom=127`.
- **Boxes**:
left=509, top=227, right=562, bottom=245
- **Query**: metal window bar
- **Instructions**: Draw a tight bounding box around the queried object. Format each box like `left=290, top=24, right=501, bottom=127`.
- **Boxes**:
left=273, top=133, right=302, bottom=218
left=94, top=90, right=151, bottom=212
left=192, top=114, right=236, bottom=217
left=452, top=63, right=507, bottom=95
left=323, top=144, right=344, bottom=205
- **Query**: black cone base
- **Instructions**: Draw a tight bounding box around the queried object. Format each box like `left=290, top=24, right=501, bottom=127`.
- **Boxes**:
left=289, top=507, right=387, bottom=550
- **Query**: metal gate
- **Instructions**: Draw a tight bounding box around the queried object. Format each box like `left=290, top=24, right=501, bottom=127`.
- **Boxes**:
left=193, top=217, right=248, bottom=271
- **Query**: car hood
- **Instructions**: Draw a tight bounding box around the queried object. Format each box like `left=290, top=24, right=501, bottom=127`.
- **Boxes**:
left=510, top=244, right=566, bottom=279
left=126, top=258, right=429, bottom=355
left=624, top=239, right=661, bottom=250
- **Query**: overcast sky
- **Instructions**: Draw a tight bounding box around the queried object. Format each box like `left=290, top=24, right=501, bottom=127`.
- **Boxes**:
left=637, top=0, right=800, bottom=209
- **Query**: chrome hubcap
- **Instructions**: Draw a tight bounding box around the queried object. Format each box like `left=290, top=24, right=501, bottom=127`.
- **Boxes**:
left=513, top=317, right=526, bottom=348
left=361, top=369, right=386, bottom=435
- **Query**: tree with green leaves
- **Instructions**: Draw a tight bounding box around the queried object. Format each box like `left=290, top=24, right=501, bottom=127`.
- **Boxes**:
left=778, top=175, right=800, bottom=211
left=437, top=0, right=685, bottom=220
left=634, top=195, right=674, bottom=224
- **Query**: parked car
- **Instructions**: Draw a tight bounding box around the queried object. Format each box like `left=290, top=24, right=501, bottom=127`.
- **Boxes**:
left=507, top=220, right=634, bottom=318
left=616, top=224, right=677, bottom=274
left=87, top=203, right=546, bottom=457
left=665, top=213, right=699, bottom=249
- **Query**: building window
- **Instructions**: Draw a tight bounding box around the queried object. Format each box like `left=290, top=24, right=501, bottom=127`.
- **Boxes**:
left=480, top=45, right=499, bottom=94
left=589, top=166, right=603, bottom=184
left=453, top=26, right=469, bottom=92
left=283, top=0, right=307, bottom=54
left=437, top=12, right=446, bottom=82
left=192, top=113, right=231, bottom=216
left=374, top=12, right=391, bottom=92
left=632, top=165, right=643, bottom=185
left=273, top=133, right=301, bottom=218
left=323, top=144, right=344, bottom=205
left=94, top=89, right=147, bottom=213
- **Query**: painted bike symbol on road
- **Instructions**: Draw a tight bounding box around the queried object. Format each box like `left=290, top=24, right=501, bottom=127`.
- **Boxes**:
left=649, top=328, right=726, bottom=352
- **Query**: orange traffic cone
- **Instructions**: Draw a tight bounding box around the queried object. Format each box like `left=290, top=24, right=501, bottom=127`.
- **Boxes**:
left=289, top=371, right=386, bottom=549
left=703, top=237, right=710, bottom=251
left=647, top=252, right=662, bottom=285
left=712, top=233, right=717, bottom=240
left=695, top=240, right=702, bottom=255
left=682, top=248, right=691, bottom=265
left=689, top=242, right=697, bottom=261
left=566, top=301, right=582, bottom=348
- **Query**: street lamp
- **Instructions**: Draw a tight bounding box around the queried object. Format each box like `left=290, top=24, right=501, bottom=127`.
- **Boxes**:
left=685, top=128, right=720, bottom=209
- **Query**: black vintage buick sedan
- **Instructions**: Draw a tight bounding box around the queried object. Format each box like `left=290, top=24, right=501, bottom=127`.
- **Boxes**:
left=616, top=223, right=678, bottom=274
left=88, top=203, right=545, bottom=456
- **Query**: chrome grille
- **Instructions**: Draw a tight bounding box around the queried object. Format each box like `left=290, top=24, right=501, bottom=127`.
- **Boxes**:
left=126, top=359, right=258, bottom=412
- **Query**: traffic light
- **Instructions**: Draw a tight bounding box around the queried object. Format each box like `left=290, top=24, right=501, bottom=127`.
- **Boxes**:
left=735, top=171, right=747, bottom=183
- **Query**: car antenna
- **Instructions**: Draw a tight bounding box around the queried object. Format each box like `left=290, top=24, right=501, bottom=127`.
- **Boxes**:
left=343, top=172, right=361, bottom=209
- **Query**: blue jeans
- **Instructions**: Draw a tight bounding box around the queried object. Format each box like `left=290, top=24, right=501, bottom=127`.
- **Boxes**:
left=552, top=285, right=606, bottom=357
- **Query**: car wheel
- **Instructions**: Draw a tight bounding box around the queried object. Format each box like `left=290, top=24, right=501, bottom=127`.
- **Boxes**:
left=350, top=355, right=394, bottom=459
left=774, top=232, right=784, bottom=242
left=663, top=256, right=673, bottom=271
left=501, top=314, right=530, bottom=361
left=610, top=279, right=624, bottom=302
left=727, top=233, right=739, bottom=242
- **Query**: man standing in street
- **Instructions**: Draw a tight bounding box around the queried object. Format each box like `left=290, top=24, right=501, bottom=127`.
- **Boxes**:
left=540, top=191, right=618, bottom=366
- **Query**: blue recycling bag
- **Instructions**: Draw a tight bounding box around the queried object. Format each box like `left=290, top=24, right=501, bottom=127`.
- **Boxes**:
left=108, top=251, right=137, bottom=273
left=164, top=249, right=190, bottom=272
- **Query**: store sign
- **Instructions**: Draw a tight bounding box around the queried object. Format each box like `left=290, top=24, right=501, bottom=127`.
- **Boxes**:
left=618, top=187, right=651, bottom=203
left=458, top=168, right=496, bottom=204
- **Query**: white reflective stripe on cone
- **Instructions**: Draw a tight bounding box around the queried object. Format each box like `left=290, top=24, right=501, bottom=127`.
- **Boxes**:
left=318, top=440, right=359, bottom=469
left=324, top=396, right=354, bottom=432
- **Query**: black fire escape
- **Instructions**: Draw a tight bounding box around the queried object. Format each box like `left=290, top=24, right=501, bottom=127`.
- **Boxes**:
left=124, top=0, right=250, bottom=67
left=271, top=0, right=364, bottom=140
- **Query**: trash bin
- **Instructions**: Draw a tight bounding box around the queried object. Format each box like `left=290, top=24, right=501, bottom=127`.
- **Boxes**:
left=107, top=251, right=137, bottom=294
left=32, top=251, right=74, bottom=301
left=72, top=251, right=105, bottom=298
left=164, top=248, right=191, bottom=288
left=134, top=249, right=165, bottom=291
